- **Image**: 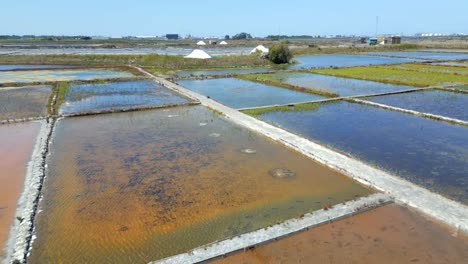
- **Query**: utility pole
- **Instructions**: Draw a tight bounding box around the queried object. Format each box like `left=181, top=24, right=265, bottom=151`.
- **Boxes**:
left=376, top=16, right=379, bottom=37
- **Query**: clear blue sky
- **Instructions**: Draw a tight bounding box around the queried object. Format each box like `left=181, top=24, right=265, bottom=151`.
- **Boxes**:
left=2, top=0, right=467, bottom=37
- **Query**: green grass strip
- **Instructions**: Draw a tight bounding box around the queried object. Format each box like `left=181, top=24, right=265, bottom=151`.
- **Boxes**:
left=310, top=65, right=468, bottom=87
left=237, top=73, right=339, bottom=98
left=242, top=102, right=322, bottom=117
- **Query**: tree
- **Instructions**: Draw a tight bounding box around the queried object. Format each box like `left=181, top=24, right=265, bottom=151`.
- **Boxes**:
left=232, top=32, right=252, bottom=40
left=225, top=35, right=230, bottom=40
left=268, top=44, right=293, bottom=64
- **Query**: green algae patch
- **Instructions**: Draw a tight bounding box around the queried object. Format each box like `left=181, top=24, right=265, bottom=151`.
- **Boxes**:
left=310, top=64, right=468, bottom=87
left=391, top=63, right=468, bottom=76
left=238, top=73, right=340, bottom=98
left=51, top=82, right=69, bottom=114
left=242, top=102, right=322, bottom=117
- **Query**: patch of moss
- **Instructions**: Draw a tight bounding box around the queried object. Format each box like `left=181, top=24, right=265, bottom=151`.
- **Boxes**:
left=53, top=82, right=70, bottom=114
left=310, top=64, right=468, bottom=87
left=237, top=73, right=339, bottom=98
left=242, top=102, right=322, bottom=117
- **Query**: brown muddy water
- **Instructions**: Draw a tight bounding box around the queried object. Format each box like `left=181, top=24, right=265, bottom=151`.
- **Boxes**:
left=214, top=204, right=468, bottom=264
left=0, top=122, right=41, bottom=257
left=0, top=86, right=51, bottom=120
left=28, top=106, right=371, bottom=263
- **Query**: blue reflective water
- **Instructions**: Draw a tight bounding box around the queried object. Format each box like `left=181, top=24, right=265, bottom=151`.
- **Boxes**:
left=279, top=72, right=415, bottom=96
left=0, top=69, right=134, bottom=83
left=367, top=90, right=468, bottom=121
left=369, top=51, right=468, bottom=60
left=0, top=65, right=76, bottom=70
left=175, top=68, right=273, bottom=77
left=59, top=80, right=189, bottom=114
left=290, top=54, right=420, bottom=69
left=178, top=78, right=325, bottom=109
left=256, top=101, right=468, bottom=203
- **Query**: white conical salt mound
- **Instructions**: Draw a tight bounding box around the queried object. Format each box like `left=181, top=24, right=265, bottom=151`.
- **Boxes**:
left=196, top=41, right=207, bottom=46
left=220, top=41, right=228, bottom=45
left=185, top=49, right=212, bottom=59
left=250, top=45, right=269, bottom=54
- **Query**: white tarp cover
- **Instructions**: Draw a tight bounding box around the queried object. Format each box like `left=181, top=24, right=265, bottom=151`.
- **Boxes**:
left=185, top=49, right=212, bottom=59
left=220, top=41, right=228, bottom=45
left=196, top=41, right=207, bottom=45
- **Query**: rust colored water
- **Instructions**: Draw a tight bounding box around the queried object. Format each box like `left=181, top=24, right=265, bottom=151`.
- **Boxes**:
left=29, top=106, right=371, bottom=263
left=0, top=122, right=41, bottom=257
left=215, top=204, right=468, bottom=264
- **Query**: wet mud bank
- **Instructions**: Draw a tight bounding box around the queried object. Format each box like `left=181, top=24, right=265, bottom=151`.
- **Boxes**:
left=0, top=116, right=47, bottom=125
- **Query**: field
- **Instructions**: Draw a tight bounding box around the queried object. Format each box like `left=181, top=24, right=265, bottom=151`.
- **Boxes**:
left=1, top=48, right=467, bottom=263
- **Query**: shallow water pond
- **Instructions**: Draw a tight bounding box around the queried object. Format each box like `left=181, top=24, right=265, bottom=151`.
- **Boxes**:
left=277, top=72, right=415, bottom=96
left=178, top=78, right=324, bottom=109
left=369, top=51, right=468, bottom=60
left=0, top=122, right=42, bottom=258
left=290, top=54, right=419, bottom=69
left=0, top=86, right=51, bottom=120
left=366, top=89, right=468, bottom=121
left=175, top=68, right=273, bottom=77
left=0, top=46, right=254, bottom=56
left=0, top=69, right=134, bottom=84
left=59, top=80, right=189, bottom=115
left=255, top=101, right=468, bottom=203
left=215, top=204, right=468, bottom=264
left=29, top=106, right=371, bottom=263
left=0, top=65, right=76, bottom=71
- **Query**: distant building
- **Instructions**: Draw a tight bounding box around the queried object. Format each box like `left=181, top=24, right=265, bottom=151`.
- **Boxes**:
left=209, top=40, right=217, bottom=45
left=391, top=37, right=401, bottom=44
left=368, top=38, right=378, bottom=45
left=166, top=34, right=179, bottom=40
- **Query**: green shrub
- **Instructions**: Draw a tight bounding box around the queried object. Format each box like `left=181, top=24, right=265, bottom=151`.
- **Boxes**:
left=268, top=44, right=293, bottom=64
